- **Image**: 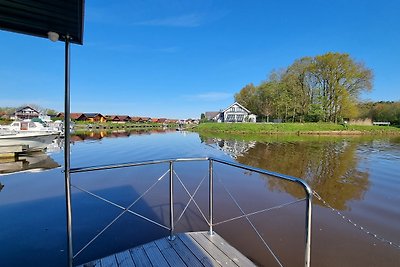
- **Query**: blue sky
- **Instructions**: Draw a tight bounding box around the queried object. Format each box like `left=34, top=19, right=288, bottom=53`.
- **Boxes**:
left=1, top=0, right=399, bottom=119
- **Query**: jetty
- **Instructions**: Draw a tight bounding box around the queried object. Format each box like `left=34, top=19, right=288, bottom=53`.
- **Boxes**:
left=0, top=145, right=28, bottom=159
left=78, top=231, right=255, bottom=267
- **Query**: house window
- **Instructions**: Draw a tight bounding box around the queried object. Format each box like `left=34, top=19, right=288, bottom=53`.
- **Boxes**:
left=237, top=115, right=244, bottom=122
left=226, top=114, right=235, bottom=122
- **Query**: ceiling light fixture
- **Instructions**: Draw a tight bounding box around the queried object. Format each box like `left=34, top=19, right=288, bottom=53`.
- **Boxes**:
left=47, top=31, right=59, bottom=42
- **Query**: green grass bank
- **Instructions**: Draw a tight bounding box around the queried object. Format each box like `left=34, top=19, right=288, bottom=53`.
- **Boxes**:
left=193, top=122, right=400, bottom=135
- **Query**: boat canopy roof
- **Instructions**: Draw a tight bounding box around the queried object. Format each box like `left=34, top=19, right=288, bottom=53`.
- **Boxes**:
left=0, top=0, right=85, bottom=45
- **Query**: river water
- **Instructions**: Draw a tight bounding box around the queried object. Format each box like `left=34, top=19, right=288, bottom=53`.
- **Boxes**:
left=0, top=130, right=399, bottom=266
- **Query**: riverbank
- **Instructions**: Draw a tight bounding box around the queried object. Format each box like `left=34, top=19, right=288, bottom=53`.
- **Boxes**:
left=193, top=122, right=400, bottom=135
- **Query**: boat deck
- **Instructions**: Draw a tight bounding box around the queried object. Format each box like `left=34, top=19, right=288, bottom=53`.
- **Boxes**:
left=77, top=231, right=256, bottom=267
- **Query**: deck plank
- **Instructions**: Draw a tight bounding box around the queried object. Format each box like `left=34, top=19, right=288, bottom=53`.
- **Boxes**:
left=178, top=233, right=221, bottom=267
left=77, top=259, right=102, bottom=267
left=189, top=232, right=238, bottom=267
left=100, top=255, right=118, bottom=267
left=116, top=250, right=136, bottom=267
left=130, top=247, right=152, bottom=267
left=79, top=232, right=253, bottom=267
left=154, top=238, right=186, bottom=267
left=142, top=242, right=170, bottom=266
left=168, top=234, right=204, bottom=267
left=201, top=232, right=256, bottom=267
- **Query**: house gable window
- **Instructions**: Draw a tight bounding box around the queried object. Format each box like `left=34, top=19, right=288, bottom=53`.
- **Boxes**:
left=226, top=114, right=235, bottom=122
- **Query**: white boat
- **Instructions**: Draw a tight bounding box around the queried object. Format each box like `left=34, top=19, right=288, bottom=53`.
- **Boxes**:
left=0, top=120, right=61, bottom=134
left=0, top=131, right=60, bottom=152
left=0, top=120, right=60, bottom=151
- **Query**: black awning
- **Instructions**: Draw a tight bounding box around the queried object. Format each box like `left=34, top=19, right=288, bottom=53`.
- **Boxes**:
left=0, top=0, right=84, bottom=45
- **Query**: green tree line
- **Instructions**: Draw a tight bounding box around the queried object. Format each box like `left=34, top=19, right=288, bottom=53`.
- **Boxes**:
left=358, top=101, right=400, bottom=125
left=235, top=52, right=374, bottom=123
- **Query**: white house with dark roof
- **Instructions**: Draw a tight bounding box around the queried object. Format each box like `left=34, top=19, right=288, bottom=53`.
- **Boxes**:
left=205, top=102, right=256, bottom=123
left=14, top=106, right=40, bottom=120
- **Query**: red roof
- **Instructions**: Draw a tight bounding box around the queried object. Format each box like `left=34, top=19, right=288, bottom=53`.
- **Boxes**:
left=131, top=117, right=141, bottom=122
left=71, top=113, right=86, bottom=120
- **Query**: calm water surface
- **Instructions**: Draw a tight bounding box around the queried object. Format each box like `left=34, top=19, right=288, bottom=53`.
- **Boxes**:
left=0, top=130, right=399, bottom=266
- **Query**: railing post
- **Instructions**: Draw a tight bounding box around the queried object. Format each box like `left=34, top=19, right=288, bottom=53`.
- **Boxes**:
left=64, top=35, right=73, bottom=267
left=208, top=159, right=214, bottom=235
left=168, top=161, right=175, bottom=241
left=305, top=191, right=312, bottom=267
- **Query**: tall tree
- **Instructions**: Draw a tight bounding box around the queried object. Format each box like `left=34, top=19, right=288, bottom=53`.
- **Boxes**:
left=282, top=57, right=314, bottom=122
left=234, top=83, right=259, bottom=114
left=257, top=81, right=276, bottom=122
left=311, top=53, right=373, bottom=122
left=233, top=52, right=374, bottom=123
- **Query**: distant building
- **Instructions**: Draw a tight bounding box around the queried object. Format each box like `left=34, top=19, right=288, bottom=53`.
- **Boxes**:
left=205, top=102, right=256, bottom=123
left=183, top=118, right=199, bottom=124
left=14, top=106, right=40, bottom=120
left=57, top=112, right=88, bottom=121
left=139, top=117, right=151, bottom=123
left=205, top=112, right=220, bottom=121
left=84, top=113, right=107, bottom=122
left=105, top=115, right=131, bottom=123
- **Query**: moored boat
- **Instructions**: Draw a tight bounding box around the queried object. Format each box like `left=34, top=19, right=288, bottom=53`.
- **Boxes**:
left=0, top=120, right=61, bottom=151
left=0, top=131, right=60, bottom=152
left=0, top=120, right=61, bottom=134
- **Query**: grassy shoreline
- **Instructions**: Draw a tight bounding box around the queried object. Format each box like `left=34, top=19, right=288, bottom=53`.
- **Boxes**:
left=193, top=122, right=400, bottom=135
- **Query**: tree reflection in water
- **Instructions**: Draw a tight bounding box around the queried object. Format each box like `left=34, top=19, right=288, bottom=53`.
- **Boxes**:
left=201, top=135, right=370, bottom=210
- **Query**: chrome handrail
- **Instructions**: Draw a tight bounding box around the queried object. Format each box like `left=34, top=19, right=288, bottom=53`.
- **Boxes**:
left=69, top=157, right=209, bottom=173
left=68, top=157, right=312, bottom=267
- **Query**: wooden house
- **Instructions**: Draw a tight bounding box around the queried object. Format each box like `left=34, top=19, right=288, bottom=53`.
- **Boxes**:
left=140, top=117, right=151, bottom=123
left=105, top=115, right=118, bottom=121
left=57, top=112, right=88, bottom=121
left=84, top=113, right=107, bottom=122
left=118, top=115, right=131, bottom=122
left=130, top=117, right=141, bottom=123
left=105, top=115, right=131, bottom=123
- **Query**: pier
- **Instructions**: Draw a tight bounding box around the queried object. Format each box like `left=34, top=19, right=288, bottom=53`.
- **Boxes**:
left=78, top=231, right=256, bottom=267
left=0, top=145, right=28, bottom=159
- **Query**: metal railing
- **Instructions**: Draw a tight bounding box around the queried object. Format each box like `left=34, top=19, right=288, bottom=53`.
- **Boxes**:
left=67, top=157, right=312, bottom=267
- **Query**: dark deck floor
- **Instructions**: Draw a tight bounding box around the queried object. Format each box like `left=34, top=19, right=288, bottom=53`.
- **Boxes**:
left=77, top=231, right=256, bottom=267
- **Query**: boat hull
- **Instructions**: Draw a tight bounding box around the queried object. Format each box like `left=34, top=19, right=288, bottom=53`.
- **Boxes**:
left=0, top=132, right=59, bottom=152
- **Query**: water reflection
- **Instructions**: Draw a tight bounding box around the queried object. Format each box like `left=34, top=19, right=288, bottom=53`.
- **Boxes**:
left=201, top=135, right=370, bottom=210
left=0, top=151, right=60, bottom=175
left=71, top=129, right=172, bottom=143
left=0, top=137, right=63, bottom=176
left=203, top=138, right=257, bottom=158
